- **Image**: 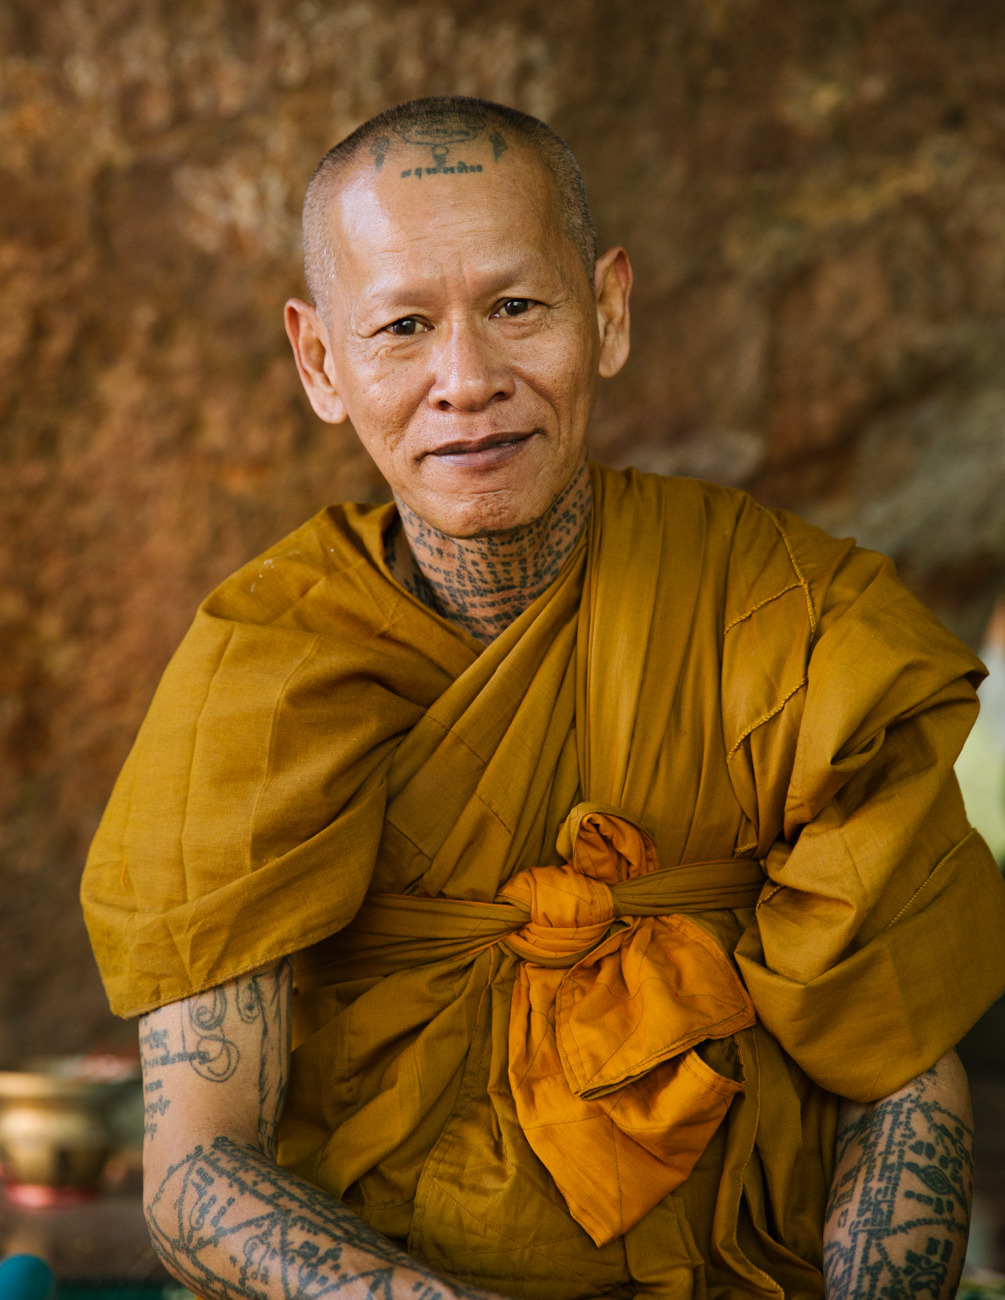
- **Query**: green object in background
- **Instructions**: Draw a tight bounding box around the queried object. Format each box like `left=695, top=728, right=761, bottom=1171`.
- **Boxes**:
left=0, top=1256, right=55, bottom=1300
left=956, top=638, right=1005, bottom=867
left=956, top=715, right=1005, bottom=865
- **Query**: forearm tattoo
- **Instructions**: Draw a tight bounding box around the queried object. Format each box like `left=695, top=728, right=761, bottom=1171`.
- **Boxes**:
left=147, top=1137, right=500, bottom=1300
left=823, top=1068, right=974, bottom=1299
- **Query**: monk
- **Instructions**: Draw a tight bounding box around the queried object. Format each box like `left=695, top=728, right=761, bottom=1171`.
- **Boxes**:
left=81, top=97, right=1005, bottom=1299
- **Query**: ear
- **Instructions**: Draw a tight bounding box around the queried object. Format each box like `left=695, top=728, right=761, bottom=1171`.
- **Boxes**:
left=284, top=299, right=348, bottom=424
left=594, top=247, right=632, bottom=379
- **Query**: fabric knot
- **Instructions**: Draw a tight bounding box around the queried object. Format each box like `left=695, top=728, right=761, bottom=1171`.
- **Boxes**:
left=327, top=802, right=760, bottom=1249
left=502, top=802, right=756, bottom=1247
left=497, top=863, right=620, bottom=965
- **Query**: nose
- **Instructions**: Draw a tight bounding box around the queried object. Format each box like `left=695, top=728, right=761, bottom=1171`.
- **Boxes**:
left=427, top=321, right=515, bottom=412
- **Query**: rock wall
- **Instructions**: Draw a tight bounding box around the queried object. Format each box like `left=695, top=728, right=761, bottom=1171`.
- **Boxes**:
left=2, top=0, right=1004, bottom=1057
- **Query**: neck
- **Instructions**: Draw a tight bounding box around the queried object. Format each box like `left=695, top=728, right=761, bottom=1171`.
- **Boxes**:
left=389, top=461, right=592, bottom=645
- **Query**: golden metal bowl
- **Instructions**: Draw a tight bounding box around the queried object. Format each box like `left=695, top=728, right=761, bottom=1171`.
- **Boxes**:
left=0, top=1057, right=139, bottom=1204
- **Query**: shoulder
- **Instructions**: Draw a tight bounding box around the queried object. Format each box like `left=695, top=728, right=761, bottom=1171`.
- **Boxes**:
left=602, top=465, right=983, bottom=727
left=200, top=501, right=395, bottom=632
left=593, top=463, right=862, bottom=627
left=137, top=500, right=405, bottom=732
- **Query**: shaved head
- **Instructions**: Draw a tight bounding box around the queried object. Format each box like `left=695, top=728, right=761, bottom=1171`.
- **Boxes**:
left=284, top=92, right=632, bottom=541
left=302, top=96, right=597, bottom=314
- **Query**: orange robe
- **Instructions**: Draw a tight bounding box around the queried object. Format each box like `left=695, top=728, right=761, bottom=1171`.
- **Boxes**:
left=82, top=465, right=1005, bottom=1298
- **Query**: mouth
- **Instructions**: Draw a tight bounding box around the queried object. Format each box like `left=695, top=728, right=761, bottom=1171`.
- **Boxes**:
left=426, top=430, right=539, bottom=469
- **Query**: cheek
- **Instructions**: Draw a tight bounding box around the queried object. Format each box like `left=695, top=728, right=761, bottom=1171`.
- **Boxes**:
left=339, top=358, right=425, bottom=453
left=528, top=333, right=597, bottom=417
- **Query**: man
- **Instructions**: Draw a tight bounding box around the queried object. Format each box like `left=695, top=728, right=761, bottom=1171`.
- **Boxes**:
left=82, top=97, right=1005, bottom=1299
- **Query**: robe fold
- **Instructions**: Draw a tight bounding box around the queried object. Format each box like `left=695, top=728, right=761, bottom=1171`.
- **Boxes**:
left=82, top=463, right=1005, bottom=1299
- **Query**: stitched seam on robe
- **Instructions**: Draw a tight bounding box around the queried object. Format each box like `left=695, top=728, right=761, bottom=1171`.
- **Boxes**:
left=883, top=827, right=978, bottom=930
left=769, top=514, right=819, bottom=635
left=723, top=581, right=804, bottom=634
left=725, top=678, right=808, bottom=762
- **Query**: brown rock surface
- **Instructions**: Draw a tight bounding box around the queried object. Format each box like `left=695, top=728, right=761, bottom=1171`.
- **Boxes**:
left=2, top=0, right=1004, bottom=1058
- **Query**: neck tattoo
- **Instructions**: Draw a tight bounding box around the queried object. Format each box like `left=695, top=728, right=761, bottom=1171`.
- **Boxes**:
left=387, top=462, right=592, bottom=645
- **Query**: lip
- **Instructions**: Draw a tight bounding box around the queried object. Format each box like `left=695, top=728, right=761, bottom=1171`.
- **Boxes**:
left=426, top=430, right=539, bottom=469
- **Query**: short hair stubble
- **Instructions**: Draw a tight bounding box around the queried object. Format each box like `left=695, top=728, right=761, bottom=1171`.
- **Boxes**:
left=302, top=96, right=597, bottom=314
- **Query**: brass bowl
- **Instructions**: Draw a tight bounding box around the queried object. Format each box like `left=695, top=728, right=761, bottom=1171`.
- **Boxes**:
left=0, top=1057, right=140, bottom=1204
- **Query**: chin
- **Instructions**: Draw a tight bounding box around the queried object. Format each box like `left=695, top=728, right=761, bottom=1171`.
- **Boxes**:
left=415, top=486, right=546, bottom=538
left=412, top=457, right=581, bottom=539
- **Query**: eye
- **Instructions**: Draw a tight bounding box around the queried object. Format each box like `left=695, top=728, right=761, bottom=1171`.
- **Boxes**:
left=385, top=317, right=429, bottom=336
left=496, top=298, right=533, bottom=317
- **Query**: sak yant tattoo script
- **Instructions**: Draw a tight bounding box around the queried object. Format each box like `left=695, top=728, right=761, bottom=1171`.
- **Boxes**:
left=369, top=110, right=508, bottom=178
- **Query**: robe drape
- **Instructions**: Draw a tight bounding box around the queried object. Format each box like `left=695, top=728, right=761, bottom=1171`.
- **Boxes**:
left=82, top=464, right=1005, bottom=1299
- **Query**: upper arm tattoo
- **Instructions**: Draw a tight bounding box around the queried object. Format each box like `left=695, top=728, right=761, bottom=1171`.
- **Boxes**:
left=139, top=959, right=292, bottom=1157
left=246, top=962, right=292, bottom=1158
left=184, top=987, right=241, bottom=1081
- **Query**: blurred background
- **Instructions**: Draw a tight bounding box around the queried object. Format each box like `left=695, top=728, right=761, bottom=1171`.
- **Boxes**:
left=1, top=0, right=1004, bottom=1265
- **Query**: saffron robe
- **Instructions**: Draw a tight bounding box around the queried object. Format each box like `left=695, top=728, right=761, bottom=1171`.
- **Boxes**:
left=82, top=465, right=1005, bottom=1299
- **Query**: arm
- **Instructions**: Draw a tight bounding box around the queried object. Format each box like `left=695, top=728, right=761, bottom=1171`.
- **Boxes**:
left=140, top=959, right=508, bottom=1300
left=823, top=1050, right=974, bottom=1299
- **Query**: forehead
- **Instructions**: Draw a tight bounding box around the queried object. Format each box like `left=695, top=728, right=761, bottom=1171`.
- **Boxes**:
left=324, top=143, right=574, bottom=289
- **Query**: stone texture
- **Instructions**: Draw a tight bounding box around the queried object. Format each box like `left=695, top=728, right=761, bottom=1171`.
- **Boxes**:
left=2, top=0, right=1004, bottom=1058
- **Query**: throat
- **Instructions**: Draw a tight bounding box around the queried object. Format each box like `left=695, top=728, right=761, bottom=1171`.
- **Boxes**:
left=388, top=462, right=592, bottom=645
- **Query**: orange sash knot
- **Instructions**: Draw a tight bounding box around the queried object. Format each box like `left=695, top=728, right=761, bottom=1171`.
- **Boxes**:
left=498, top=805, right=756, bottom=1246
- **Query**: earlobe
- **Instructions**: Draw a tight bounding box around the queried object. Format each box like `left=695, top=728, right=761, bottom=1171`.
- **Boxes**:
left=283, top=299, right=348, bottom=424
left=594, top=247, right=632, bottom=380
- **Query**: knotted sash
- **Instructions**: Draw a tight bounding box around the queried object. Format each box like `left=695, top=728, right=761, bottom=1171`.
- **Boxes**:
left=339, top=803, right=762, bottom=1246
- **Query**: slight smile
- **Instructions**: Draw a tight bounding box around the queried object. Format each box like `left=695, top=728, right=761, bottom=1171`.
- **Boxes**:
left=427, top=430, right=540, bottom=470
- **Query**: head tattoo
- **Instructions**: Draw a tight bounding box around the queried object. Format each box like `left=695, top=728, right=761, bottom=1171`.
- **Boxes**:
left=302, top=96, right=597, bottom=313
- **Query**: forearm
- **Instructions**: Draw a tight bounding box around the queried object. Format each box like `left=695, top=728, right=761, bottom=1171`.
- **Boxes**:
left=147, top=1134, right=507, bottom=1300
left=140, top=965, right=507, bottom=1300
left=822, top=1050, right=974, bottom=1300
